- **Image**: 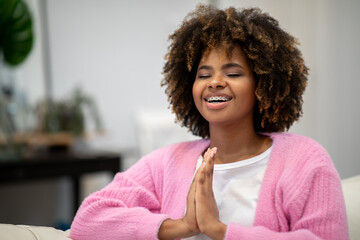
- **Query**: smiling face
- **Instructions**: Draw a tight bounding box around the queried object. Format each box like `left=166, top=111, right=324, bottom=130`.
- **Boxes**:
left=192, top=45, right=257, bottom=128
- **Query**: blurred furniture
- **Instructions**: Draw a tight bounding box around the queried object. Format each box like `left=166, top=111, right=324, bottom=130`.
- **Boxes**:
left=0, top=150, right=121, bottom=216
left=0, top=224, right=71, bottom=240
left=342, top=174, right=360, bottom=240
left=134, top=108, right=199, bottom=156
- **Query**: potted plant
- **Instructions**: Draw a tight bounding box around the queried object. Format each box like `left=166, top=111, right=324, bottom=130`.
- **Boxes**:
left=34, top=87, right=104, bottom=151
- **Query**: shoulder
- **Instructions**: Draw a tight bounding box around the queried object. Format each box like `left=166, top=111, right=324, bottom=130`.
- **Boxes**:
left=266, top=132, right=335, bottom=175
left=269, top=132, right=329, bottom=159
left=265, top=132, right=340, bottom=189
left=269, top=132, right=322, bottom=147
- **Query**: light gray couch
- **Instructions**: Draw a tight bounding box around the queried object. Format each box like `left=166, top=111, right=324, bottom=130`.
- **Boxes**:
left=0, top=224, right=71, bottom=240
left=342, top=175, right=360, bottom=240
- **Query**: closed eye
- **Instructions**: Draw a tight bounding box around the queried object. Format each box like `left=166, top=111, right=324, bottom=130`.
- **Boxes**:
left=198, top=75, right=211, bottom=79
left=227, top=73, right=242, bottom=78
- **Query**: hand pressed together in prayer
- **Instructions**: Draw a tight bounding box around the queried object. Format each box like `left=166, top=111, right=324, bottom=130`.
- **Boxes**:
left=194, top=147, right=227, bottom=239
left=159, top=147, right=226, bottom=240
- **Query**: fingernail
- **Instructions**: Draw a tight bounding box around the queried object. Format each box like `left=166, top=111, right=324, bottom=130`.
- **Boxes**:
left=213, top=147, right=217, bottom=154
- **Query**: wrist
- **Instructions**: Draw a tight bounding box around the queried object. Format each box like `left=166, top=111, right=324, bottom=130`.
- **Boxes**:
left=203, top=221, right=226, bottom=240
left=158, top=218, right=198, bottom=240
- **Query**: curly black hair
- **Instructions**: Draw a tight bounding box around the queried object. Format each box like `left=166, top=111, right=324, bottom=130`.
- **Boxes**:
left=161, top=5, right=308, bottom=138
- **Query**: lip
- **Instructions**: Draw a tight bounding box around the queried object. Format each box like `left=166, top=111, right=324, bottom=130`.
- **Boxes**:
left=205, top=100, right=231, bottom=110
left=204, top=93, right=233, bottom=110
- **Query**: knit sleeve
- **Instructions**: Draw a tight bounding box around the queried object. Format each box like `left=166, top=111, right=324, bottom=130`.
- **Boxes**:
left=70, top=152, right=170, bottom=240
left=224, top=138, right=349, bottom=240
left=225, top=167, right=348, bottom=239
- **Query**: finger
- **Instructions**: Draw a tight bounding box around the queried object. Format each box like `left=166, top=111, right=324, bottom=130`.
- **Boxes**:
left=197, top=147, right=217, bottom=187
left=191, top=164, right=205, bottom=196
left=189, top=175, right=197, bottom=194
left=188, top=170, right=199, bottom=203
left=188, top=182, right=196, bottom=207
left=200, top=150, right=210, bottom=176
left=210, top=147, right=217, bottom=160
left=204, top=147, right=216, bottom=164
left=203, top=149, right=216, bottom=175
left=197, top=164, right=206, bottom=185
left=197, top=165, right=214, bottom=191
left=203, top=148, right=211, bottom=163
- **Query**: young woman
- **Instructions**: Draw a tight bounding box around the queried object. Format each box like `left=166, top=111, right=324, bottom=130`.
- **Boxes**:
left=70, top=5, right=348, bottom=240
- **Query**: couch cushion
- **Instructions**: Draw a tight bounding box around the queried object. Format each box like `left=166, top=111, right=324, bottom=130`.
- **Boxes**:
left=342, top=175, right=360, bottom=240
left=0, top=224, right=71, bottom=240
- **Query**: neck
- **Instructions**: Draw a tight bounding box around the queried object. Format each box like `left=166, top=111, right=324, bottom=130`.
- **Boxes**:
left=208, top=121, right=271, bottom=164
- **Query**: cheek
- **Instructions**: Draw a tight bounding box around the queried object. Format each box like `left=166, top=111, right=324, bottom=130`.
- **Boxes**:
left=247, top=85, right=257, bottom=109
left=192, top=81, right=203, bottom=110
left=235, top=82, right=257, bottom=107
left=192, top=82, right=200, bottom=100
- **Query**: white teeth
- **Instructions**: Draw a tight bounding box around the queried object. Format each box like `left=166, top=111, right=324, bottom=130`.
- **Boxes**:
left=206, top=96, right=230, bottom=102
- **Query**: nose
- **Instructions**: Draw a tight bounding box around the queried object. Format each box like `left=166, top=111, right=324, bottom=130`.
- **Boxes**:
left=208, top=75, right=226, bottom=89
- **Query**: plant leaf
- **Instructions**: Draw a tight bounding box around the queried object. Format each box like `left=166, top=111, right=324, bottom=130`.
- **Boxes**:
left=0, top=0, right=34, bottom=66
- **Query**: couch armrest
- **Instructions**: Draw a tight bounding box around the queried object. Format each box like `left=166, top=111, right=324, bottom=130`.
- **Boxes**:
left=0, top=224, right=71, bottom=240
left=342, top=175, right=360, bottom=240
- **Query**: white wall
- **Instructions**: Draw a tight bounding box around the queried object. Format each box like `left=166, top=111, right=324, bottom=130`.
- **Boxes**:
left=46, top=0, right=207, bottom=152
left=314, top=0, right=360, bottom=179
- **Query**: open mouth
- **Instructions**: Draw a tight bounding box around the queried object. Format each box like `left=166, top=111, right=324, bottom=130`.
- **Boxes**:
left=205, top=96, right=232, bottom=104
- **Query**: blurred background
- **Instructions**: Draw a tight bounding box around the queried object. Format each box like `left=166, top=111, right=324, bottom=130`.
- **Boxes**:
left=0, top=0, right=359, bottom=229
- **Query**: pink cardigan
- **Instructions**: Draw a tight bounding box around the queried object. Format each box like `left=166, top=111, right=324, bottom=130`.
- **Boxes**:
left=70, top=133, right=349, bottom=240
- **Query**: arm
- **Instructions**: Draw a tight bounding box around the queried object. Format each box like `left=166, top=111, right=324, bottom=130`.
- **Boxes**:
left=70, top=155, right=170, bottom=240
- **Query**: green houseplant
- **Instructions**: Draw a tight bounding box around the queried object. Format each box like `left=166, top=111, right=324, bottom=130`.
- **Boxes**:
left=37, top=87, right=103, bottom=137
left=0, top=0, right=33, bottom=158
left=0, top=0, right=33, bottom=66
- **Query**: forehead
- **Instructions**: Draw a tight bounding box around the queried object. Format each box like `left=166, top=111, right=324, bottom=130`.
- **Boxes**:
left=199, top=45, right=249, bottom=66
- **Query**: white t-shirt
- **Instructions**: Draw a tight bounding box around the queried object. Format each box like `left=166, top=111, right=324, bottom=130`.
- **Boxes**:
left=183, top=146, right=272, bottom=240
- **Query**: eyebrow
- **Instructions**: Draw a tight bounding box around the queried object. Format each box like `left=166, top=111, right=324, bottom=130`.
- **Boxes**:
left=222, top=63, right=244, bottom=70
left=198, top=63, right=244, bottom=71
